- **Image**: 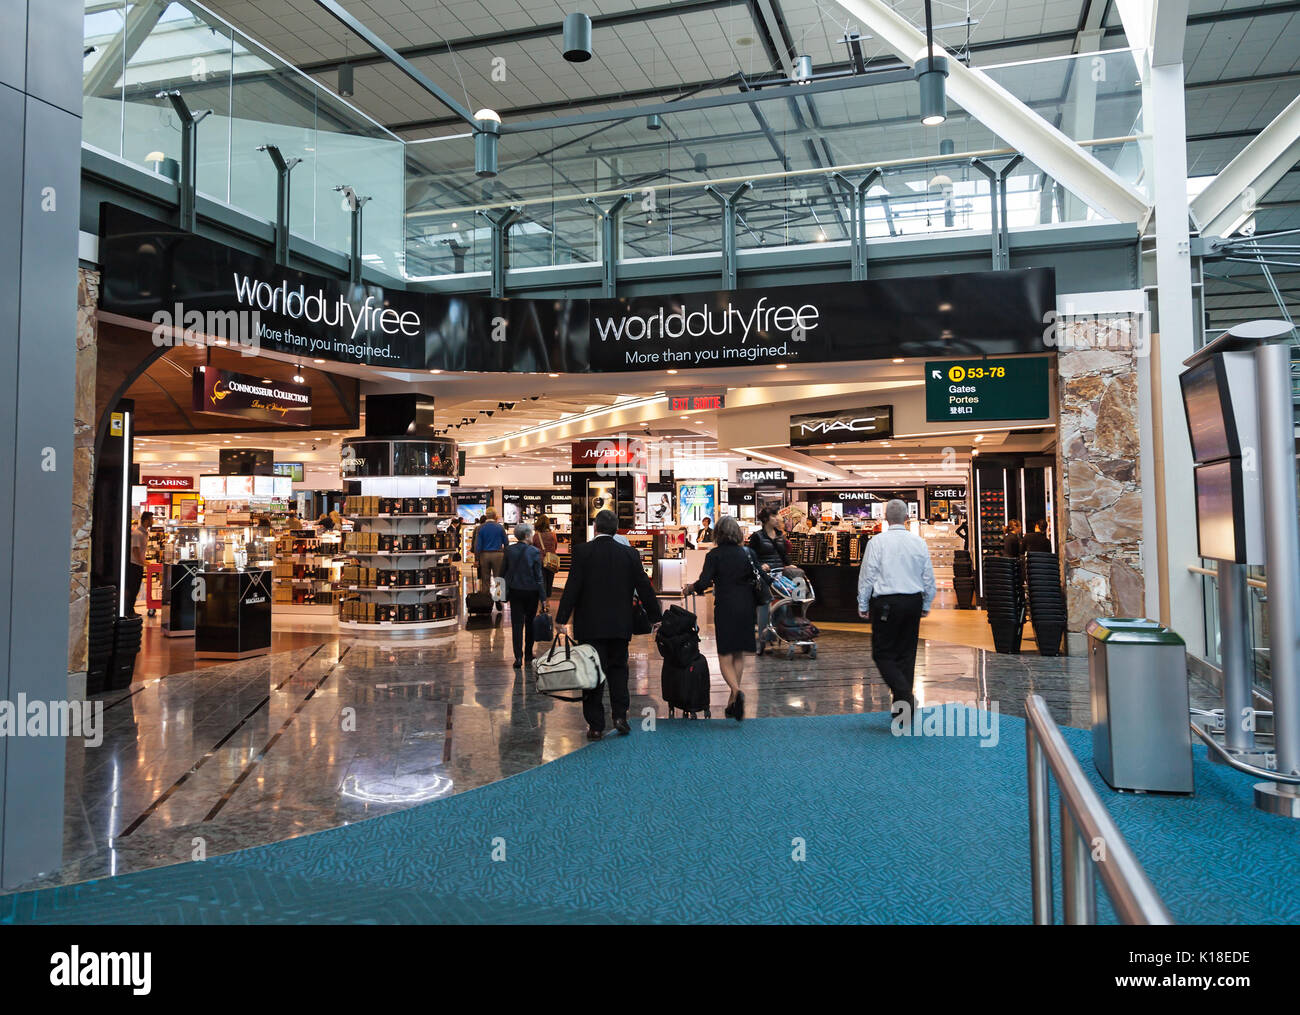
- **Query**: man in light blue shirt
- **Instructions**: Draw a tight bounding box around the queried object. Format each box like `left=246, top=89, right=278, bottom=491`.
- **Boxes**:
left=857, top=500, right=936, bottom=717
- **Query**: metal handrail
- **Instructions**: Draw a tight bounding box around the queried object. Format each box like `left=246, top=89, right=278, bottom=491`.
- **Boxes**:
left=1190, top=719, right=1300, bottom=783
left=1187, top=564, right=1267, bottom=590
left=1025, top=694, right=1173, bottom=924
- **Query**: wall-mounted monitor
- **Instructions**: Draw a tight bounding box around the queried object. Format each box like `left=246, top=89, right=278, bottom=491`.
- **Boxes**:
left=1194, top=460, right=1262, bottom=564
left=1179, top=351, right=1258, bottom=465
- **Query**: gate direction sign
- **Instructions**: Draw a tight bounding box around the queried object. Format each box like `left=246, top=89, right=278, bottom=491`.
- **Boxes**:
left=925, top=357, right=1050, bottom=423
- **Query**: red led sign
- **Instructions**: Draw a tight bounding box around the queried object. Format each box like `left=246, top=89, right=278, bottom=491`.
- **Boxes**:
left=668, top=393, right=725, bottom=413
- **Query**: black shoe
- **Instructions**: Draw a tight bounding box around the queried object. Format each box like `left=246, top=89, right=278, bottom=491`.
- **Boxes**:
left=724, top=698, right=735, bottom=718
left=587, top=727, right=604, bottom=741
left=512, top=658, right=522, bottom=669
left=613, top=717, right=631, bottom=736
left=733, top=691, right=745, bottom=722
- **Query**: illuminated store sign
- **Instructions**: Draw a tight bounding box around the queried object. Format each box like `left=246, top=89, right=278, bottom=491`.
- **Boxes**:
left=570, top=438, right=647, bottom=472
left=668, top=393, right=725, bottom=412
left=193, top=368, right=311, bottom=427
left=737, top=468, right=793, bottom=485
left=101, top=205, right=1056, bottom=376
left=789, top=406, right=893, bottom=447
left=142, top=475, right=194, bottom=490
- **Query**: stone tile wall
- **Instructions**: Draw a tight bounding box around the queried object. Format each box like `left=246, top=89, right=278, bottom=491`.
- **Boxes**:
left=1056, top=316, right=1146, bottom=646
left=69, top=268, right=98, bottom=695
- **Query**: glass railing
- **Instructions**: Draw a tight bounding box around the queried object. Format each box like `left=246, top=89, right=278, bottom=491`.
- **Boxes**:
left=84, top=2, right=1148, bottom=282
left=83, top=0, right=406, bottom=277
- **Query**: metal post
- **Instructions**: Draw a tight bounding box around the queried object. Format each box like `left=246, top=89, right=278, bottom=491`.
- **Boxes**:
left=335, top=186, right=371, bottom=287
left=705, top=182, right=752, bottom=291
left=832, top=170, right=881, bottom=281
left=1026, top=725, right=1053, bottom=924
left=1217, top=559, right=1262, bottom=758
left=1060, top=807, right=1097, bottom=924
left=158, top=91, right=212, bottom=233
left=585, top=195, right=631, bottom=297
left=998, top=154, right=1024, bottom=270
left=479, top=206, right=522, bottom=299
left=970, top=159, right=1001, bottom=270
left=443, top=237, right=469, bottom=274
left=258, top=145, right=301, bottom=267
left=1253, top=339, right=1300, bottom=816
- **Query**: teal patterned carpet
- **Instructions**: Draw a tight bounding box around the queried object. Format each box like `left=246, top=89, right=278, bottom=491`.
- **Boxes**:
left=4, top=713, right=1299, bottom=924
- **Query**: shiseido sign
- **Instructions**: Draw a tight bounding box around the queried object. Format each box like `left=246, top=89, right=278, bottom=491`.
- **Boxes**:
left=571, top=438, right=647, bottom=473
left=193, top=368, right=311, bottom=427
left=738, top=468, right=794, bottom=485
left=789, top=405, right=893, bottom=447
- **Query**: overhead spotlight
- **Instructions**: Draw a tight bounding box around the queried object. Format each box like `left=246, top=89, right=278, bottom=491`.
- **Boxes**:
left=338, top=63, right=354, bottom=97
left=562, top=12, right=593, bottom=62
left=484, top=410, right=494, bottom=417
left=646, top=113, right=662, bottom=130
left=474, top=109, right=502, bottom=178
left=916, top=1, right=948, bottom=126
left=505, top=402, right=516, bottom=410
left=293, top=365, right=305, bottom=383
left=791, top=54, right=813, bottom=83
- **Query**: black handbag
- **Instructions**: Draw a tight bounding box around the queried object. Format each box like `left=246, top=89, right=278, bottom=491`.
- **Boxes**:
left=632, top=595, right=653, bottom=635
left=533, top=605, right=555, bottom=642
left=745, top=548, right=772, bottom=605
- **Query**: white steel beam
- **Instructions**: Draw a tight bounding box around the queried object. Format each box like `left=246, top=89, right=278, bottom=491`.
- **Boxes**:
left=1150, top=0, right=1190, bottom=68
left=1191, top=93, right=1300, bottom=238
left=831, top=0, right=1151, bottom=224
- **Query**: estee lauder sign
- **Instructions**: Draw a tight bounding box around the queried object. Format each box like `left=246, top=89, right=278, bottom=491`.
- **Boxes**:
left=193, top=368, right=311, bottom=427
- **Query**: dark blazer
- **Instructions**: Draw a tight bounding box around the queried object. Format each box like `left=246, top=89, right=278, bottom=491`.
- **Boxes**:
left=502, top=540, right=545, bottom=593
left=1023, top=531, right=1052, bottom=554
left=556, top=535, right=662, bottom=642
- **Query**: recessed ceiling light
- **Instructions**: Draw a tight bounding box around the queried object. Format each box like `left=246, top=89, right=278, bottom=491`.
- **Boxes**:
left=431, top=369, right=442, bottom=374
left=313, top=358, right=326, bottom=364
left=548, top=372, right=559, bottom=378
left=667, top=369, right=678, bottom=374
left=892, top=357, right=904, bottom=363
left=775, top=364, right=787, bottom=370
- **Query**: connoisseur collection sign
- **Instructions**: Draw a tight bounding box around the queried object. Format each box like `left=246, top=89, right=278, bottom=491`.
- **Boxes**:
left=193, top=368, right=311, bottom=427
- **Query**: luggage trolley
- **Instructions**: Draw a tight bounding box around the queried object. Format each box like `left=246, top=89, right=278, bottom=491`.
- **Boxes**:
left=759, top=568, right=818, bottom=660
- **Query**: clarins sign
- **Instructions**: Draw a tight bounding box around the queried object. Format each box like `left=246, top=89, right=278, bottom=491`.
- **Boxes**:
left=193, top=368, right=312, bottom=427
left=143, top=475, right=194, bottom=490
left=789, top=406, right=893, bottom=447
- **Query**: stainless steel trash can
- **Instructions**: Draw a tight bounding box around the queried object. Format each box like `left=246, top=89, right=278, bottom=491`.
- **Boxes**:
left=1087, top=618, right=1194, bottom=794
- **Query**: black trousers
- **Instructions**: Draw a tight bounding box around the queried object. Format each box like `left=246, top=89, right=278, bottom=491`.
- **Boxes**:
left=581, top=637, right=630, bottom=731
left=869, top=592, right=924, bottom=704
left=508, top=590, right=540, bottom=662
left=125, top=563, right=144, bottom=616
left=542, top=567, right=555, bottom=600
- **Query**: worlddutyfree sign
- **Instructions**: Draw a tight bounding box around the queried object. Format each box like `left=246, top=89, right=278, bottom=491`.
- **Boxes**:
left=100, top=205, right=1058, bottom=376
left=925, top=357, right=1051, bottom=423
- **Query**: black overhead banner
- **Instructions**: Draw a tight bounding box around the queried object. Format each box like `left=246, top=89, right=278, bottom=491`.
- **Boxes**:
left=100, top=205, right=1057, bottom=375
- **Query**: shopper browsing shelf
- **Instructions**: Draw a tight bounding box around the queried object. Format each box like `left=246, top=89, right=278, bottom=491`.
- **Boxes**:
left=683, top=516, right=755, bottom=720
left=1023, top=519, right=1051, bottom=554
left=857, top=499, right=936, bottom=719
left=503, top=522, right=546, bottom=669
left=1002, top=519, right=1024, bottom=558
left=556, top=509, right=662, bottom=740
left=473, top=508, right=508, bottom=612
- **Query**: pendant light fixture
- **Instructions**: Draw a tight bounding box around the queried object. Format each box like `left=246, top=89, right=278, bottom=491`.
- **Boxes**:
left=694, top=152, right=708, bottom=174
left=791, top=54, right=813, bottom=83
left=562, top=12, right=593, bottom=62
left=646, top=113, right=662, bottom=130
left=915, top=0, right=949, bottom=126
left=474, top=109, right=502, bottom=178
left=338, top=63, right=354, bottom=97
left=293, top=364, right=305, bottom=383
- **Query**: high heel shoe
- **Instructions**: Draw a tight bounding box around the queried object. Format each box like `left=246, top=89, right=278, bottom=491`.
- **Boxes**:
left=724, top=695, right=736, bottom=718
left=733, top=691, right=745, bottom=721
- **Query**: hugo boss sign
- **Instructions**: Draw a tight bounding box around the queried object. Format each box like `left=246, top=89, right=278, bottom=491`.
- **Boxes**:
left=100, top=205, right=1057, bottom=376
left=193, top=368, right=311, bottom=427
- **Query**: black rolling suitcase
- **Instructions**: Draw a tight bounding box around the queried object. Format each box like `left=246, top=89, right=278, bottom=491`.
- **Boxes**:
left=662, top=653, right=711, bottom=718
left=656, top=597, right=710, bottom=717
left=465, top=590, right=494, bottom=616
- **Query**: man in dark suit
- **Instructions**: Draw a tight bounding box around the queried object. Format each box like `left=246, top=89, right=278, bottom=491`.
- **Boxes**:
left=556, top=509, right=662, bottom=740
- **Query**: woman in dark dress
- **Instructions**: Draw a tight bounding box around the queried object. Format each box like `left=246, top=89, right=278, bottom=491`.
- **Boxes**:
left=748, top=508, right=790, bottom=649
left=684, top=515, right=757, bottom=721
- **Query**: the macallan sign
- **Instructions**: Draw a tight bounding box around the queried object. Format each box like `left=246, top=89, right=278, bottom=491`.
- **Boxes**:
left=193, top=368, right=311, bottom=427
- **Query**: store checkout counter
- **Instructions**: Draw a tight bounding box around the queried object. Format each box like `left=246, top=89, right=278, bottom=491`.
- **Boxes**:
left=194, top=568, right=273, bottom=659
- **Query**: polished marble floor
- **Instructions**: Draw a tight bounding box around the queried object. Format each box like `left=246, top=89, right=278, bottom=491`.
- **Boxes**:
left=15, top=601, right=1221, bottom=893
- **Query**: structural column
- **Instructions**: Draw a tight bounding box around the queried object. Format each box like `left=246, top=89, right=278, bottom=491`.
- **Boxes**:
left=0, top=0, right=81, bottom=888
left=1145, top=55, right=1202, bottom=646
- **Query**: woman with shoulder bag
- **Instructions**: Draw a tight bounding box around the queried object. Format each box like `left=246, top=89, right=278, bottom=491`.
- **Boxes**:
left=503, top=522, right=546, bottom=668
left=532, top=514, right=561, bottom=600
left=683, top=516, right=760, bottom=721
